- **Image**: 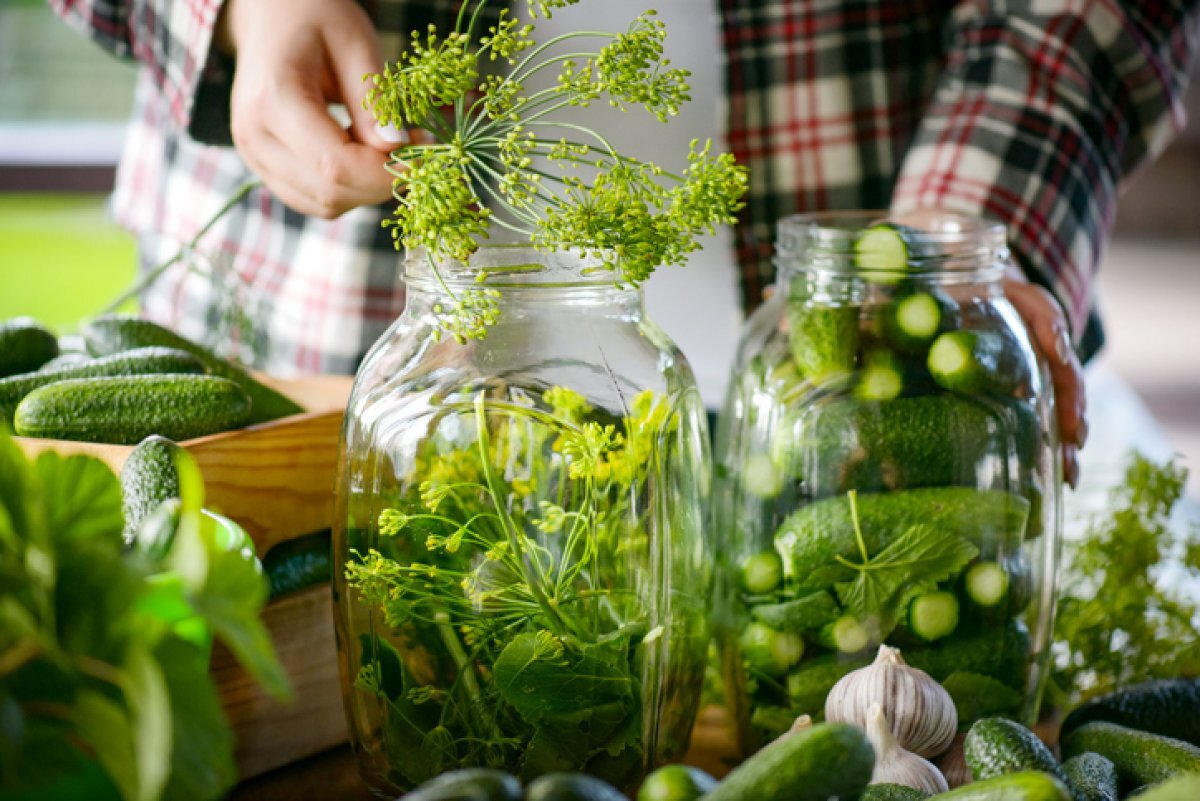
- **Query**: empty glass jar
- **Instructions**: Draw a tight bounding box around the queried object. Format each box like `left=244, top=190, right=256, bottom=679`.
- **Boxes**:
left=713, top=212, right=1060, bottom=756
left=333, top=246, right=712, bottom=794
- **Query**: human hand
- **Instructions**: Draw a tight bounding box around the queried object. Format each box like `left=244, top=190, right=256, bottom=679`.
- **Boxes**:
left=218, top=0, right=400, bottom=218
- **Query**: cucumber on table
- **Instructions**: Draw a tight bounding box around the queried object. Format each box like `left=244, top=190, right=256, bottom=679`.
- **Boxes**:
left=37, top=353, right=91, bottom=372
left=1124, top=773, right=1200, bottom=801
left=1060, top=752, right=1118, bottom=801
left=1060, top=679, right=1200, bottom=747
left=963, top=717, right=1062, bottom=783
left=262, top=530, right=333, bottom=600
left=863, top=784, right=932, bottom=801
left=927, top=330, right=1030, bottom=398
left=0, top=318, right=58, bottom=377
left=404, top=768, right=523, bottom=801
left=81, top=315, right=303, bottom=424
left=926, top=771, right=1072, bottom=801
left=524, top=773, right=626, bottom=801
left=0, top=347, right=206, bottom=422
left=14, top=375, right=252, bottom=444
left=637, top=764, right=717, bottom=801
left=119, top=435, right=185, bottom=543
left=702, top=722, right=874, bottom=801
left=1060, top=721, right=1200, bottom=788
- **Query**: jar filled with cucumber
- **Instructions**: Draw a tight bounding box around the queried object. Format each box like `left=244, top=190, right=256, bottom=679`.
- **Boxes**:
left=712, top=212, right=1060, bottom=756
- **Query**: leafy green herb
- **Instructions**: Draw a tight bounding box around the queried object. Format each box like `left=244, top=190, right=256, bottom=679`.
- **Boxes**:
left=0, top=429, right=287, bottom=801
left=1051, top=453, right=1200, bottom=707
left=831, top=491, right=977, bottom=638
left=364, top=0, right=748, bottom=341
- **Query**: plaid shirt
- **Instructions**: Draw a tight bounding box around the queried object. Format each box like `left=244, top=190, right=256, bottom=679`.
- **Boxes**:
left=51, top=0, right=1199, bottom=373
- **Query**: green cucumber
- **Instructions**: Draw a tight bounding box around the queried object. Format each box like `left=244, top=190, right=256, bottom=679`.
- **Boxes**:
left=965, top=562, right=1009, bottom=608
left=405, top=768, right=523, bottom=801
left=525, top=773, right=625, bottom=801
left=81, top=315, right=303, bottom=424
left=741, top=622, right=805, bottom=676
left=0, top=347, right=206, bottom=422
left=740, top=550, right=784, bottom=595
left=863, top=784, right=932, bottom=801
left=855, top=223, right=915, bottom=282
left=37, top=353, right=92, bottom=372
left=963, top=718, right=1062, bottom=782
left=1060, top=722, right=1200, bottom=787
left=1124, top=773, right=1200, bottom=800
left=702, top=722, right=874, bottom=801
left=262, top=530, right=332, bottom=600
left=637, top=764, right=717, bottom=801
left=740, top=452, right=784, bottom=499
left=785, top=300, right=858, bottom=386
left=14, top=375, right=252, bottom=444
left=750, top=590, right=839, bottom=633
left=903, top=620, right=1030, bottom=684
left=927, top=331, right=1030, bottom=398
left=1060, top=679, right=1200, bottom=747
left=1060, top=752, right=1118, bottom=801
left=855, top=351, right=905, bottom=402
left=777, top=488, right=1029, bottom=588
left=879, top=288, right=959, bottom=355
left=787, top=656, right=867, bottom=715
left=119, top=435, right=185, bottom=543
left=908, top=591, right=960, bottom=642
left=927, top=771, right=1072, bottom=801
left=941, top=672, right=1023, bottom=726
left=824, top=614, right=873, bottom=654
left=0, top=318, right=58, bottom=376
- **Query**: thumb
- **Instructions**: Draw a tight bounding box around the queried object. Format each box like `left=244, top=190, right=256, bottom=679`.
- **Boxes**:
left=324, top=6, right=399, bottom=151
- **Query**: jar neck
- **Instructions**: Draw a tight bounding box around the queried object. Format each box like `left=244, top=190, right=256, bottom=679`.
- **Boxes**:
left=403, top=245, right=644, bottom=320
left=775, top=211, right=1009, bottom=285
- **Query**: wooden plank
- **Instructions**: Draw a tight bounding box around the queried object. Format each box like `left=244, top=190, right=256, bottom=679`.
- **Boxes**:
left=212, top=585, right=348, bottom=779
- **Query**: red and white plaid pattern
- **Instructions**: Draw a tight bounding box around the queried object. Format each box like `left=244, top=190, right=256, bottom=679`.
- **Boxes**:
left=52, top=1, right=1199, bottom=371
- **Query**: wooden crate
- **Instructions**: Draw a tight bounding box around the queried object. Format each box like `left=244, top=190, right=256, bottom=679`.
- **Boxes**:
left=15, top=374, right=356, bottom=779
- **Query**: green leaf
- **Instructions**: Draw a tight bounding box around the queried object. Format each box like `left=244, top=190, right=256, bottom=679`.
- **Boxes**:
left=34, top=452, right=124, bottom=546
left=493, top=630, right=633, bottom=726
left=156, top=638, right=237, bottom=801
left=835, top=523, right=977, bottom=634
left=121, top=647, right=172, bottom=801
left=74, top=690, right=138, bottom=801
left=0, top=427, right=33, bottom=536
left=381, top=690, right=444, bottom=786
left=941, top=671, right=1021, bottom=724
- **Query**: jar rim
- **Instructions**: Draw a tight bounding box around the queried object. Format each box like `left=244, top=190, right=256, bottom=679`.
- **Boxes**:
left=404, top=244, right=622, bottom=289
left=775, top=210, right=1009, bottom=276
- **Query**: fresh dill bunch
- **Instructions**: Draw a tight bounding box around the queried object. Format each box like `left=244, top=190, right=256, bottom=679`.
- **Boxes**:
left=364, top=0, right=748, bottom=342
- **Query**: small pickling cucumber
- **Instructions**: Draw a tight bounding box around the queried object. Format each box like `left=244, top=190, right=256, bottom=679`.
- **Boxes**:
left=404, top=768, right=523, bottom=801
left=636, top=764, right=717, bottom=801
left=119, top=435, right=185, bottom=543
left=739, top=550, right=784, bottom=594
left=1060, top=679, right=1200, bottom=747
left=1060, top=721, right=1200, bottom=787
left=1060, top=752, right=1118, bottom=801
left=741, top=621, right=805, bottom=675
left=1124, top=773, right=1200, bottom=800
left=903, top=620, right=1030, bottom=684
left=863, top=784, right=932, bottom=801
left=37, top=352, right=91, bottom=372
left=964, top=562, right=1009, bottom=608
left=750, top=590, right=839, bottom=633
left=0, top=347, right=206, bottom=422
left=14, top=375, right=252, bottom=444
left=879, top=287, right=960, bottom=355
left=0, top=318, right=58, bottom=377
left=927, top=330, right=1030, bottom=398
left=81, top=315, right=303, bottom=424
left=963, top=718, right=1062, bottom=782
left=855, top=223, right=917, bottom=282
left=702, top=722, right=874, bottom=801
left=822, top=614, right=873, bottom=654
left=908, top=591, right=960, bottom=642
left=525, top=773, right=625, bottom=801
left=926, top=771, right=1072, bottom=801
left=855, top=350, right=905, bottom=402
left=785, top=300, right=858, bottom=386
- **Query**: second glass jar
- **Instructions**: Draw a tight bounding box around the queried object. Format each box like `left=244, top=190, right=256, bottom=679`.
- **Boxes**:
left=713, top=212, right=1060, bottom=756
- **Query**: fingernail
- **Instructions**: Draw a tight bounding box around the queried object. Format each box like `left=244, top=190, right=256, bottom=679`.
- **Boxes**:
left=1077, top=417, right=1089, bottom=449
left=1064, top=447, right=1079, bottom=489
left=1053, top=325, right=1073, bottom=365
left=375, top=122, right=406, bottom=144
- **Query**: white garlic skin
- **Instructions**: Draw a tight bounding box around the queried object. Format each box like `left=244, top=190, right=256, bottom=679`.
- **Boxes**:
left=825, top=644, right=957, bottom=757
left=865, top=704, right=950, bottom=795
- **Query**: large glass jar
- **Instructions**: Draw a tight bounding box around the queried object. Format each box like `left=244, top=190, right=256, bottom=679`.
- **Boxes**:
left=333, top=246, right=712, bottom=795
left=713, top=212, right=1060, bottom=756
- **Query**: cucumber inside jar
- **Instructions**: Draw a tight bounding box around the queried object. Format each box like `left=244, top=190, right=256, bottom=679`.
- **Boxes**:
left=716, top=213, right=1057, bottom=753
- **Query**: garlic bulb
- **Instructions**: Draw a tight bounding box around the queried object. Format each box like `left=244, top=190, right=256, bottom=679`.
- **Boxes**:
left=825, top=644, right=957, bottom=757
left=865, top=704, right=949, bottom=794
left=937, top=733, right=973, bottom=789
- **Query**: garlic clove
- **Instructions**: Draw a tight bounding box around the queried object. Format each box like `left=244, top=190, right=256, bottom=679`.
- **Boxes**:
left=938, top=733, right=973, bottom=789
left=865, top=704, right=949, bottom=795
left=825, top=644, right=957, bottom=757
